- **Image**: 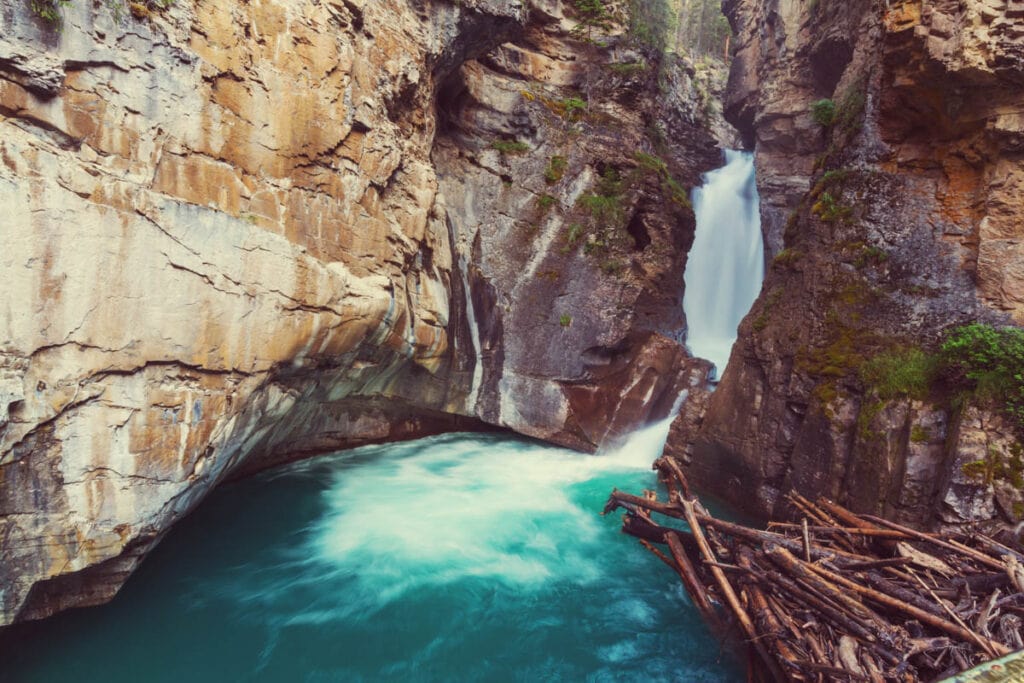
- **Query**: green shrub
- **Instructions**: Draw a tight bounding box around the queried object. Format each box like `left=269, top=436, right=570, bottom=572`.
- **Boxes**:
left=661, top=175, right=691, bottom=208
left=634, top=151, right=667, bottom=174
left=561, top=97, right=587, bottom=120
left=571, top=0, right=613, bottom=40
left=544, top=156, right=568, bottom=184
left=941, top=324, right=1024, bottom=429
left=814, top=168, right=851, bottom=195
left=632, top=152, right=690, bottom=208
left=492, top=139, right=530, bottom=155
left=962, top=445, right=1024, bottom=488
left=812, top=99, right=836, bottom=127
left=595, top=166, right=623, bottom=195
left=860, top=347, right=939, bottom=401
left=607, top=61, right=647, bottom=76
left=30, top=0, right=174, bottom=26
left=537, top=193, right=558, bottom=214
left=578, top=193, right=622, bottom=226
left=29, top=0, right=70, bottom=23
left=773, top=248, right=803, bottom=268
left=559, top=314, right=572, bottom=328
left=812, top=191, right=851, bottom=222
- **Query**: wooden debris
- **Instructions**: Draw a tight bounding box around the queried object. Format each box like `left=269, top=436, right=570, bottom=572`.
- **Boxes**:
left=605, top=461, right=1024, bottom=682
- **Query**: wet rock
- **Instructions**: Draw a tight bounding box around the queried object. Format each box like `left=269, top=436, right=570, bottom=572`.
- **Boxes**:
left=677, top=0, right=1024, bottom=531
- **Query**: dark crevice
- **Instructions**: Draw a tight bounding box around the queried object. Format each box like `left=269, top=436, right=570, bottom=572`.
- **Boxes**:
left=626, top=210, right=651, bottom=252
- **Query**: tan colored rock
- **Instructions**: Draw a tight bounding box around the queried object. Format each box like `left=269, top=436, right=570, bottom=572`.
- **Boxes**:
left=0, top=0, right=721, bottom=626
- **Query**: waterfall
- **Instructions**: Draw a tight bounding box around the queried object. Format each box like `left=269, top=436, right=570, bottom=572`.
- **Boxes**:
left=458, top=255, right=484, bottom=412
left=682, top=150, right=764, bottom=380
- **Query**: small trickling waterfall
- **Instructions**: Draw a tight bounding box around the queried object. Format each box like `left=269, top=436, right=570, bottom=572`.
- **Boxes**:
left=682, top=151, right=764, bottom=379
left=458, top=255, right=484, bottom=412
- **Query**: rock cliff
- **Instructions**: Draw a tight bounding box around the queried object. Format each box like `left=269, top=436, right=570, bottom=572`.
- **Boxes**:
left=674, top=0, right=1024, bottom=533
left=0, top=0, right=721, bottom=625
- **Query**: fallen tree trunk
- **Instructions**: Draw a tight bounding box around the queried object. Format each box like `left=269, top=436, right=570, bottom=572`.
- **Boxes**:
left=606, top=459, right=1024, bottom=682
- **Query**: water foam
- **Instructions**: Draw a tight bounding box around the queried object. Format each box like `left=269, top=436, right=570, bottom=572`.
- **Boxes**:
left=683, top=150, right=765, bottom=379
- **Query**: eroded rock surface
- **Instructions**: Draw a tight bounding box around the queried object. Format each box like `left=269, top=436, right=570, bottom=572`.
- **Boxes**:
left=0, top=0, right=720, bottom=625
left=674, top=0, right=1024, bottom=532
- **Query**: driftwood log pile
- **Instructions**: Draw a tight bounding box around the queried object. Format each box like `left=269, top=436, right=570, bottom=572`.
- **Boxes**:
left=605, top=457, right=1024, bottom=682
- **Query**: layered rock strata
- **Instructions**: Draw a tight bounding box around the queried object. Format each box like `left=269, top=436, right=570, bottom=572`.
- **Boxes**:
left=0, top=0, right=720, bottom=625
left=675, top=0, right=1024, bottom=533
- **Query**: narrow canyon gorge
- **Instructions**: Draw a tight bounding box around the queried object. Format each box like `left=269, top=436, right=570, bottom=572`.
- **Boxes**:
left=1, top=0, right=1024, bottom=678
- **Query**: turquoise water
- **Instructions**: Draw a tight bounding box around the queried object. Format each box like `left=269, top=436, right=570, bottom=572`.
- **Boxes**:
left=2, top=429, right=741, bottom=682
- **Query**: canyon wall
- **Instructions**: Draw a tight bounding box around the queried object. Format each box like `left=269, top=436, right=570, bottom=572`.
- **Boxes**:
left=0, top=0, right=720, bottom=625
left=674, top=0, right=1024, bottom=533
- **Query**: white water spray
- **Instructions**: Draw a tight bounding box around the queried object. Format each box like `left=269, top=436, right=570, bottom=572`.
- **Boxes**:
left=683, top=150, right=764, bottom=379
left=458, top=255, right=484, bottom=413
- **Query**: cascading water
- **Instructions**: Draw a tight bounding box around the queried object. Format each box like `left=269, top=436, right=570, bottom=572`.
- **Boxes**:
left=458, top=254, right=484, bottom=412
left=2, top=421, right=741, bottom=681
left=1, top=159, right=764, bottom=682
left=682, top=151, right=765, bottom=379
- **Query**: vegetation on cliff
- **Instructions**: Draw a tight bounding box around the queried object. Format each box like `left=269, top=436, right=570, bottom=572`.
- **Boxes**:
left=28, top=0, right=174, bottom=25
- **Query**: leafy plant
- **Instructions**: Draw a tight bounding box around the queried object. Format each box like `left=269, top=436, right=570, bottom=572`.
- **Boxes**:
left=559, top=314, right=572, bottom=328
left=772, top=248, right=803, bottom=268
left=536, top=193, right=558, bottom=215
left=910, top=425, right=931, bottom=443
left=578, top=193, right=622, bottom=226
left=941, top=324, right=1024, bottom=430
left=962, top=445, right=1024, bottom=489
left=29, top=0, right=174, bottom=27
left=560, top=97, right=587, bottom=121
left=812, top=99, right=836, bottom=127
left=29, top=0, right=71, bottom=24
left=632, top=152, right=690, bottom=208
left=544, top=156, right=568, bottom=184
left=860, top=348, right=939, bottom=401
left=812, top=191, right=851, bottom=222
left=571, top=0, right=613, bottom=40
left=836, top=86, right=866, bottom=134
left=491, top=139, right=530, bottom=155
left=607, top=61, right=647, bottom=76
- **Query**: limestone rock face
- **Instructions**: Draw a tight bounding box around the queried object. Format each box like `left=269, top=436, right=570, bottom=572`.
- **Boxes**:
left=676, top=0, right=1024, bottom=531
left=434, top=5, right=721, bottom=448
left=0, top=1, right=720, bottom=625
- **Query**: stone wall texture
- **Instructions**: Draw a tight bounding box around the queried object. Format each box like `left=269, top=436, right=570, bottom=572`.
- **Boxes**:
left=0, top=0, right=722, bottom=625
left=673, top=0, right=1024, bottom=535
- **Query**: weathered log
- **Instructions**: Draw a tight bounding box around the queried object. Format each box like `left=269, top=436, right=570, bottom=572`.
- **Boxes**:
left=604, top=489, right=685, bottom=519
left=699, top=516, right=878, bottom=566
left=680, top=498, right=788, bottom=683
left=611, top=476, right=1024, bottom=682
left=621, top=511, right=675, bottom=545
left=656, top=456, right=693, bottom=501
left=952, top=572, right=1013, bottom=594
left=863, top=572, right=947, bottom=619
left=666, top=531, right=724, bottom=633
left=799, top=551, right=1012, bottom=657
left=816, top=498, right=883, bottom=533
left=861, top=515, right=1006, bottom=572
left=767, top=524, right=909, bottom=540
left=738, top=548, right=803, bottom=673
left=842, top=558, right=913, bottom=572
